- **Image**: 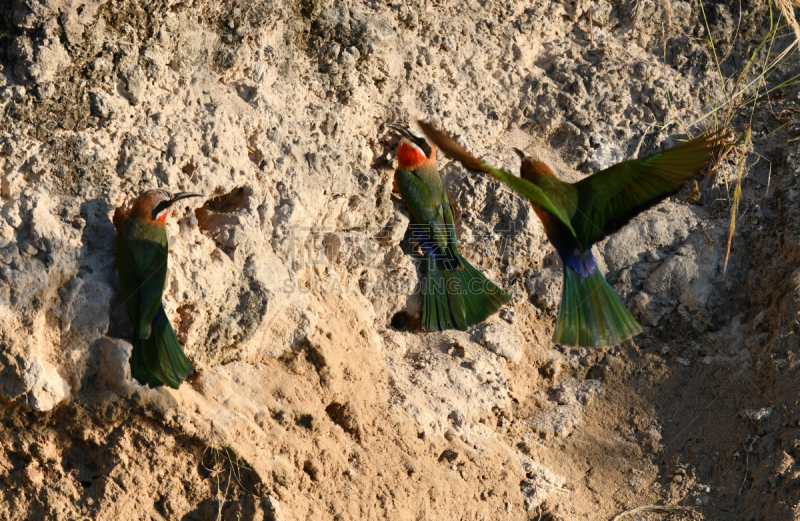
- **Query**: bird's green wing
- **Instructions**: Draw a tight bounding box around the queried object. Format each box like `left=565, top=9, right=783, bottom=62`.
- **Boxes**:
left=417, top=120, right=576, bottom=236
left=133, top=235, right=168, bottom=338
left=119, top=217, right=169, bottom=338
left=486, top=164, right=576, bottom=233
left=116, top=225, right=143, bottom=327
left=440, top=196, right=460, bottom=256
left=396, top=169, right=452, bottom=253
left=572, top=130, right=725, bottom=247
left=396, top=170, right=443, bottom=224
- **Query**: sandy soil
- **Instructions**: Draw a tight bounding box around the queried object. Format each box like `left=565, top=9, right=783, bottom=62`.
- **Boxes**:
left=0, top=0, right=799, bottom=520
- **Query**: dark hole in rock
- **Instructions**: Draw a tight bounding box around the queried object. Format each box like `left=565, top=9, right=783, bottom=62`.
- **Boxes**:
left=325, top=401, right=361, bottom=441
left=438, top=448, right=459, bottom=463
left=204, top=187, right=249, bottom=213
left=296, top=413, right=316, bottom=431
left=390, top=311, right=415, bottom=331
left=236, top=83, right=257, bottom=103
left=195, top=186, right=251, bottom=230
left=247, top=133, right=263, bottom=165
left=182, top=162, right=197, bottom=176
left=303, top=460, right=320, bottom=481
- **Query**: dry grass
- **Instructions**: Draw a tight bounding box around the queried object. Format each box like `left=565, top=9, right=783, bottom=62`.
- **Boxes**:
left=699, top=0, right=799, bottom=132
left=776, top=0, right=800, bottom=43
left=686, top=0, right=800, bottom=272
left=724, top=126, right=752, bottom=275
left=202, top=424, right=253, bottom=521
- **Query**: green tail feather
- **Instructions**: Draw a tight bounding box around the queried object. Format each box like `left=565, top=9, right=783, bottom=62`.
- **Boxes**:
left=422, top=254, right=510, bottom=331
left=554, top=266, right=642, bottom=347
left=131, top=305, right=193, bottom=389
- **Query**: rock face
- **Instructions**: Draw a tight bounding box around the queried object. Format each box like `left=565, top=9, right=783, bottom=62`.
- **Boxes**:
left=0, top=0, right=799, bottom=520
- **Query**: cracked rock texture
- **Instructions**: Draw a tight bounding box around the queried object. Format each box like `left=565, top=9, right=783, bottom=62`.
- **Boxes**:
left=0, top=0, right=799, bottom=520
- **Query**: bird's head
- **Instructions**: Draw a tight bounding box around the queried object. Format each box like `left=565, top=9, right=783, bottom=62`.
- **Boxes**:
left=513, top=148, right=555, bottom=182
left=386, top=123, right=436, bottom=169
left=129, top=189, right=204, bottom=223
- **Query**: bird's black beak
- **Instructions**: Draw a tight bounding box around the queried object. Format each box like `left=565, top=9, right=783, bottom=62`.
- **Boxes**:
left=385, top=123, right=416, bottom=141
left=151, top=192, right=204, bottom=220
left=169, top=192, right=204, bottom=206
left=513, top=148, right=526, bottom=159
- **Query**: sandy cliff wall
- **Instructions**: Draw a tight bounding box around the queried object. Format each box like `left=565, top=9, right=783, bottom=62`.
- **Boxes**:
left=0, top=0, right=799, bottom=519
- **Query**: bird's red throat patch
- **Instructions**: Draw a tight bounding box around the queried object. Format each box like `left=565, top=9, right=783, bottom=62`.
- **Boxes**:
left=156, top=207, right=172, bottom=223
left=397, top=141, right=427, bottom=169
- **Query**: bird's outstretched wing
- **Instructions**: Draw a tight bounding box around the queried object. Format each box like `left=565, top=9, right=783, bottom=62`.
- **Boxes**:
left=572, top=129, right=725, bottom=247
left=417, top=121, right=576, bottom=236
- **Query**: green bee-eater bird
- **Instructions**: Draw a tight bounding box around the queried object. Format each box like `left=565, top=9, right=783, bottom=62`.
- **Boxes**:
left=387, top=123, right=510, bottom=331
left=418, top=121, right=725, bottom=347
left=113, top=189, right=203, bottom=388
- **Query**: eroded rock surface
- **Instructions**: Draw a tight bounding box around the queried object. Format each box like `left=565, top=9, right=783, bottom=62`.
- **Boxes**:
left=0, top=0, right=799, bottom=520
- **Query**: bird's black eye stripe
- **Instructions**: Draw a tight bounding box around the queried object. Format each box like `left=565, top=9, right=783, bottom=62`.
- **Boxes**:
left=151, top=200, right=172, bottom=220
left=414, top=137, right=432, bottom=158
left=386, top=123, right=432, bottom=158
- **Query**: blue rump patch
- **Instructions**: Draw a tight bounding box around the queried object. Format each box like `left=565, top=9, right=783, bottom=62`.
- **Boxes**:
left=565, top=251, right=596, bottom=278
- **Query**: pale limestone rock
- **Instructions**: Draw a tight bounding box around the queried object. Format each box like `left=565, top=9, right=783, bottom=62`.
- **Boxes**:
left=20, top=357, right=70, bottom=411
left=480, top=322, right=524, bottom=364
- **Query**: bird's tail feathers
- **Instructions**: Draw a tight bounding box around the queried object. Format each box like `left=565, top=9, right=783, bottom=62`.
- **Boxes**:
left=421, top=255, right=510, bottom=331
left=554, top=266, right=642, bottom=347
left=422, top=260, right=456, bottom=331
left=131, top=305, right=193, bottom=389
